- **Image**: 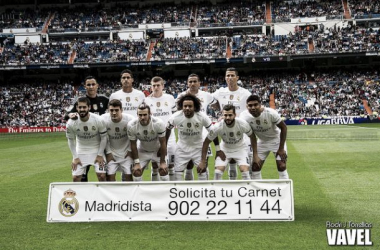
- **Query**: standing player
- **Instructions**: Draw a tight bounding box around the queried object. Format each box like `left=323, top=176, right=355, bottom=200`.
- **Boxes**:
left=109, top=69, right=145, bottom=181
left=65, top=75, right=109, bottom=182
left=101, top=100, right=135, bottom=181
left=176, top=73, right=215, bottom=180
left=109, top=69, right=145, bottom=116
left=128, top=104, right=168, bottom=181
left=211, top=68, right=251, bottom=180
left=198, top=105, right=258, bottom=180
left=167, top=94, right=220, bottom=181
left=66, top=97, right=107, bottom=182
left=144, top=76, right=177, bottom=180
left=240, top=95, right=289, bottom=179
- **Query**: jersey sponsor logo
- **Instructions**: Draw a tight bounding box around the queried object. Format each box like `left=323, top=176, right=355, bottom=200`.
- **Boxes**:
left=92, top=126, right=96, bottom=131
left=58, top=189, right=79, bottom=217
left=157, top=102, right=161, bottom=107
left=126, top=97, right=130, bottom=102
left=93, top=104, right=98, bottom=111
left=187, top=123, right=191, bottom=128
left=84, top=126, right=88, bottom=131
left=256, top=120, right=261, bottom=125
left=115, top=127, right=120, bottom=132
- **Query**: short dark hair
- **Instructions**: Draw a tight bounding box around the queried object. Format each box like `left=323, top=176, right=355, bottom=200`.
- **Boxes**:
left=226, top=67, right=238, bottom=76
left=108, top=99, right=122, bottom=109
left=151, top=76, right=164, bottom=85
left=188, top=73, right=200, bottom=81
left=223, top=104, right=236, bottom=114
left=120, top=69, right=134, bottom=78
left=247, top=95, right=261, bottom=104
left=177, top=94, right=201, bottom=112
left=137, top=103, right=151, bottom=114
left=77, top=97, right=91, bottom=106
left=85, top=75, right=96, bottom=82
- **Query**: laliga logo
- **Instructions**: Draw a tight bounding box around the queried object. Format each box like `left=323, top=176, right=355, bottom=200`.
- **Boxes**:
left=59, top=189, right=79, bottom=217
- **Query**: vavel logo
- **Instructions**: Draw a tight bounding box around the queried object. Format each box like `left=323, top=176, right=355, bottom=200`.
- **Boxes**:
left=326, top=221, right=373, bottom=246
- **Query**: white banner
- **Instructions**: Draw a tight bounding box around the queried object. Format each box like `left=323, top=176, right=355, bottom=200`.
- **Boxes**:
left=118, top=31, right=145, bottom=40
left=164, top=30, right=191, bottom=38
left=47, top=180, right=294, bottom=222
left=291, top=16, right=326, bottom=23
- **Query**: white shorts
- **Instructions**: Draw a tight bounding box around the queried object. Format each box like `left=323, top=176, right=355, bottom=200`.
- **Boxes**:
left=215, top=149, right=250, bottom=167
left=72, top=153, right=106, bottom=176
left=107, top=156, right=133, bottom=175
left=139, top=149, right=168, bottom=169
left=174, top=147, right=202, bottom=172
left=257, top=140, right=287, bottom=161
left=167, top=133, right=177, bottom=165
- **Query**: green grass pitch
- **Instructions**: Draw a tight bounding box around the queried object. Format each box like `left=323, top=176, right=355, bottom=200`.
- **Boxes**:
left=0, top=124, right=379, bottom=249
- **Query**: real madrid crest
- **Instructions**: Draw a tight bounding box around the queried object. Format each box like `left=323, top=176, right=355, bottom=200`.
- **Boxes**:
left=92, top=104, right=98, bottom=111
left=84, top=126, right=88, bottom=131
left=144, top=130, right=148, bottom=135
left=230, top=95, right=234, bottom=100
left=126, top=97, right=130, bottom=102
left=116, top=127, right=120, bottom=132
left=156, top=102, right=161, bottom=107
left=135, top=97, right=138, bottom=102
left=58, top=189, right=79, bottom=217
left=264, top=119, right=268, bottom=124
left=187, top=123, right=192, bottom=128
left=229, top=132, right=234, bottom=137
left=256, top=120, right=260, bottom=125
left=92, top=126, right=96, bottom=131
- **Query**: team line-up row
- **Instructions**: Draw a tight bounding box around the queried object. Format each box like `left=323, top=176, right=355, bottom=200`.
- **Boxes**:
left=66, top=68, right=289, bottom=182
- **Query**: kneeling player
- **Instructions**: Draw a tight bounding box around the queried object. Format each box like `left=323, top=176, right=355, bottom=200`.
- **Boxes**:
left=128, top=104, right=168, bottom=181
left=101, top=100, right=135, bottom=181
left=66, top=97, right=107, bottom=182
left=198, top=105, right=259, bottom=180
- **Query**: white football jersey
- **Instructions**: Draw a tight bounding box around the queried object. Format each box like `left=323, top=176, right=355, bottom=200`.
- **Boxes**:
left=176, top=90, right=214, bottom=115
left=109, top=89, right=145, bottom=116
left=66, top=113, right=107, bottom=154
left=167, top=111, right=212, bottom=152
left=101, top=113, right=135, bottom=158
left=207, top=117, right=252, bottom=153
left=240, top=108, right=281, bottom=141
left=127, top=116, right=166, bottom=152
left=212, top=87, right=251, bottom=116
left=145, top=93, right=176, bottom=124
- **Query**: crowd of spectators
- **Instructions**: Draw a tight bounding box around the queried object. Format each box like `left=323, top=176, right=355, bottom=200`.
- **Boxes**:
left=271, top=0, right=344, bottom=23
left=0, top=41, right=73, bottom=65
left=196, top=1, right=265, bottom=27
left=1, top=69, right=379, bottom=127
left=1, top=21, right=379, bottom=65
left=0, top=8, right=49, bottom=30
left=0, top=82, right=73, bottom=127
left=74, top=39, right=149, bottom=63
left=151, top=37, right=227, bottom=60
left=2, top=0, right=380, bottom=32
left=349, top=0, right=380, bottom=19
